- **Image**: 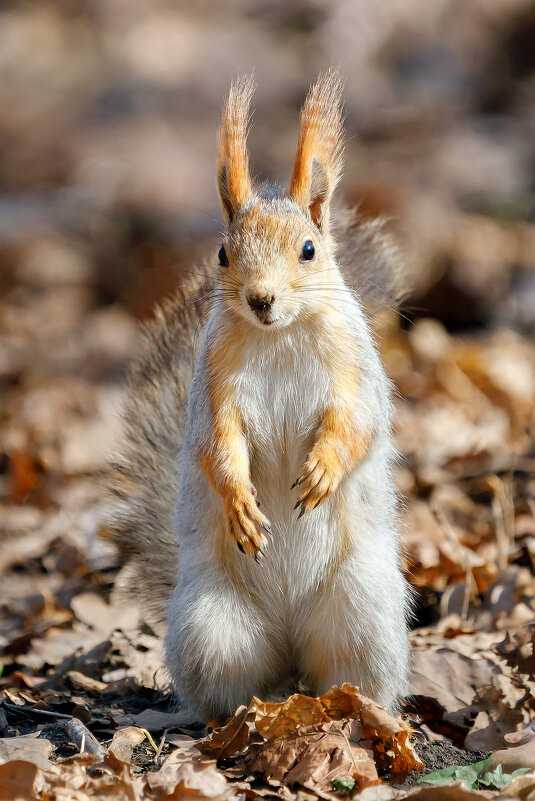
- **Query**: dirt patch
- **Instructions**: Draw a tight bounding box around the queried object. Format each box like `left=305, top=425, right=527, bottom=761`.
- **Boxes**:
left=398, top=741, right=492, bottom=788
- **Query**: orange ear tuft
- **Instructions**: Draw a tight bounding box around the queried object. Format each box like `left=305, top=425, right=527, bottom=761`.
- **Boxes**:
left=217, top=75, right=255, bottom=224
left=289, top=69, right=344, bottom=231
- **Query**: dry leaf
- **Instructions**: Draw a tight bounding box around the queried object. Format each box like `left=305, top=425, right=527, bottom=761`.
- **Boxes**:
left=0, top=735, right=52, bottom=771
left=108, top=726, right=147, bottom=764
left=489, top=725, right=535, bottom=772
left=145, top=754, right=233, bottom=799
left=248, top=719, right=380, bottom=793
left=200, top=684, right=422, bottom=789
left=200, top=704, right=257, bottom=760
left=0, top=761, right=42, bottom=801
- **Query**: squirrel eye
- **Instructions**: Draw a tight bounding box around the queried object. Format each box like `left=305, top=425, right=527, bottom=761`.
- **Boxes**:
left=301, top=240, right=315, bottom=261
left=218, top=245, right=229, bottom=267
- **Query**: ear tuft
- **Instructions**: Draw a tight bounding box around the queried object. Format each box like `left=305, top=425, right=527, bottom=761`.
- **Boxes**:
left=289, top=69, right=345, bottom=231
left=217, top=75, right=256, bottom=224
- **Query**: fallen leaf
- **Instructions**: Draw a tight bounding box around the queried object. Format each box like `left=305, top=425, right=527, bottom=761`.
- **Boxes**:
left=0, top=761, right=41, bottom=801
left=66, top=670, right=107, bottom=694
left=200, top=684, right=422, bottom=789
left=145, top=754, right=233, bottom=799
left=249, top=719, right=380, bottom=793
left=113, top=707, right=196, bottom=731
left=489, top=726, right=535, bottom=772
left=0, top=735, right=52, bottom=770
left=108, top=726, right=147, bottom=764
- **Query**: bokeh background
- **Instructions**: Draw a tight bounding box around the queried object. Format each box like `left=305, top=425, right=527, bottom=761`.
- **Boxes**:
left=1, top=0, right=535, bottom=719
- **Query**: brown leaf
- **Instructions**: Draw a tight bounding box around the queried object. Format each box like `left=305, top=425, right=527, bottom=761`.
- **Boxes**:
left=145, top=753, right=234, bottom=799
left=249, top=719, right=380, bottom=793
left=113, top=707, right=197, bottom=732
left=0, top=761, right=41, bottom=801
left=67, top=670, right=107, bottom=694
left=200, top=684, right=422, bottom=787
left=0, top=735, right=52, bottom=771
left=107, top=726, right=147, bottom=764
left=489, top=725, right=535, bottom=772
left=200, top=704, right=257, bottom=760
left=254, top=695, right=331, bottom=739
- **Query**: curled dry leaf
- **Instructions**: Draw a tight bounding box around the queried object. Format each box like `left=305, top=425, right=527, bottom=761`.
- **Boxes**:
left=248, top=719, right=380, bottom=793
left=107, top=726, right=147, bottom=764
left=489, top=725, right=535, bottom=773
left=200, top=684, right=422, bottom=791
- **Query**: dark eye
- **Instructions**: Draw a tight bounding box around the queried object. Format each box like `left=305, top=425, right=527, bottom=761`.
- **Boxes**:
left=218, top=245, right=229, bottom=267
left=301, top=240, right=315, bottom=261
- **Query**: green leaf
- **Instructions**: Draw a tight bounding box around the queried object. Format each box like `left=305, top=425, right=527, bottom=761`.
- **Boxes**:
left=480, top=765, right=508, bottom=789
left=479, top=765, right=531, bottom=790
left=417, top=766, right=465, bottom=786
left=330, top=777, right=356, bottom=793
left=0, top=664, right=3, bottom=679
left=417, top=758, right=494, bottom=789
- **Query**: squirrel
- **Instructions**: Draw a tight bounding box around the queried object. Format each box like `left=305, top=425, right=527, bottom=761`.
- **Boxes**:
left=107, top=70, right=411, bottom=721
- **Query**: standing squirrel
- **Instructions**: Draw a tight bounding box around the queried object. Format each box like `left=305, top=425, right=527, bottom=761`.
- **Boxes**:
left=108, top=71, right=411, bottom=720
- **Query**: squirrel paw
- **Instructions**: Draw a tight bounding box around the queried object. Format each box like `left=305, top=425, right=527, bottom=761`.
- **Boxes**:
left=293, top=455, right=341, bottom=517
left=225, top=483, right=271, bottom=560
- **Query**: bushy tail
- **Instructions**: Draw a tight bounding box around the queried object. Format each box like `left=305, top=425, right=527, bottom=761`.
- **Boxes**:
left=105, top=210, right=408, bottom=632
left=334, top=207, right=410, bottom=315
left=105, top=272, right=214, bottom=631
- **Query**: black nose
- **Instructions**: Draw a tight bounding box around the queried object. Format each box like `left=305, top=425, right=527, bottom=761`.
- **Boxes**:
left=247, top=293, right=274, bottom=314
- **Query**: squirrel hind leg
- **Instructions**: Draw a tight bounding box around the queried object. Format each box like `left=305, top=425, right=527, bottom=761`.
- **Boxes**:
left=165, top=577, right=284, bottom=721
left=295, top=559, right=410, bottom=713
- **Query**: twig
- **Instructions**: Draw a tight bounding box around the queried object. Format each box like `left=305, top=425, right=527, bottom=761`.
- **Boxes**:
left=64, top=719, right=106, bottom=758
left=488, top=474, right=514, bottom=570
left=155, top=728, right=168, bottom=761
left=2, top=701, right=72, bottom=720
left=431, top=502, right=474, bottom=621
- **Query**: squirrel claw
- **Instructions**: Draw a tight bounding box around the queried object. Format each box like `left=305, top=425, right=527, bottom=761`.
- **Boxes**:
left=297, top=506, right=306, bottom=520
left=237, top=541, right=246, bottom=554
left=290, top=478, right=301, bottom=489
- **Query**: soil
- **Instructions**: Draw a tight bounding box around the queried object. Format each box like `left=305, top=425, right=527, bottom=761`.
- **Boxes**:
left=398, top=741, right=492, bottom=788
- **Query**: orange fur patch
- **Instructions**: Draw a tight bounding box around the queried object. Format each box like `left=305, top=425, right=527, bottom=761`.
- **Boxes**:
left=289, top=70, right=344, bottom=227
left=217, top=75, right=255, bottom=220
left=200, top=317, right=246, bottom=497
left=198, top=318, right=270, bottom=559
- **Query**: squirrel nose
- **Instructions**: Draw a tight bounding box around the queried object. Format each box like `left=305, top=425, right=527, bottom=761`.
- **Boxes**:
left=247, top=293, right=275, bottom=315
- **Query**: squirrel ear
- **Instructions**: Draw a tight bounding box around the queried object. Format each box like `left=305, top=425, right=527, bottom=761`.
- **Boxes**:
left=217, top=75, right=255, bottom=224
left=289, top=70, right=344, bottom=232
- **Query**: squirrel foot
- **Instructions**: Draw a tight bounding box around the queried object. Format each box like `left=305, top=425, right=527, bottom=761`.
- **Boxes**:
left=293, top=454, right=341, bottom=517
left=225, top=483, right=271, bottom=560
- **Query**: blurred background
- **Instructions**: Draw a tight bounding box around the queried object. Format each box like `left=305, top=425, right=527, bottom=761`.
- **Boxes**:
left=1, top=0, right=535, bottom=673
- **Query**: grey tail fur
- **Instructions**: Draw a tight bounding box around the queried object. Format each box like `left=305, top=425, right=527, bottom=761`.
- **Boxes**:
left=105, top=272, right=215, bottom=632
left=105, top=210, right=408, bottom=630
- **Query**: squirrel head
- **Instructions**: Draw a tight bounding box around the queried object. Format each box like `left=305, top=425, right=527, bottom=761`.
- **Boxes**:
left=215, top=70, right=345, bottom=330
